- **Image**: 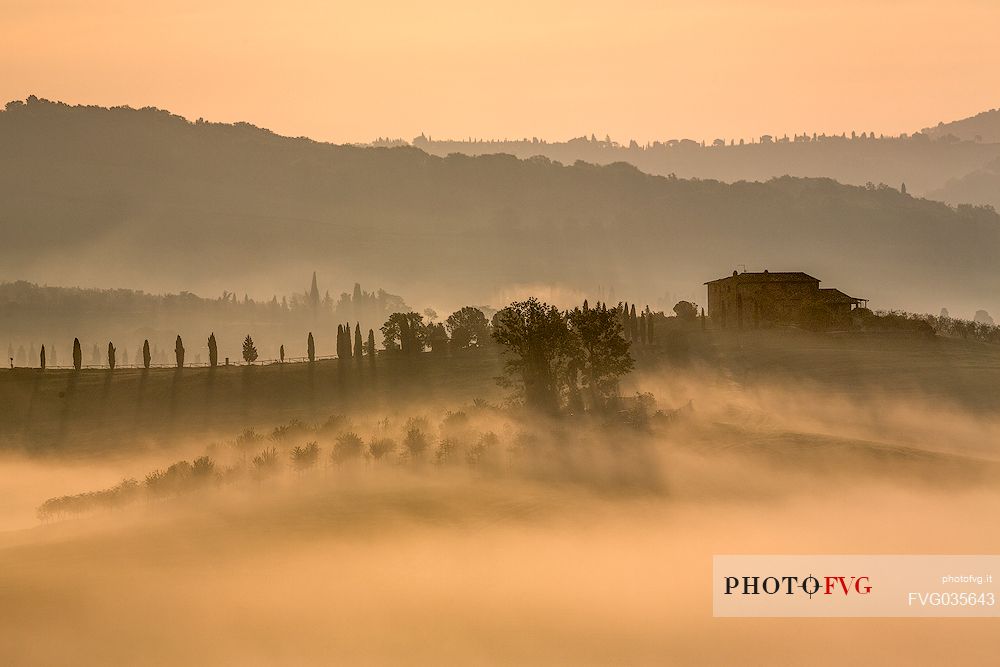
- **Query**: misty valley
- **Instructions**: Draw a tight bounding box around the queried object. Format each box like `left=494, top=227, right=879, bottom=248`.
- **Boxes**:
left=3, top=89, right=1000, bottom=665
left=3, top=277, right=1000, bottom=663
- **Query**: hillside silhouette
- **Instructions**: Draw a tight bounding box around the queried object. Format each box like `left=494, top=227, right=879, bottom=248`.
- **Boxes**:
left=1, top=97, right=998, bottom=316
left=409, top=131, right=1000, bottom=206
left=406, top=108, right=1000, bottom=211
left=922, top=108, right=1000, bottom=143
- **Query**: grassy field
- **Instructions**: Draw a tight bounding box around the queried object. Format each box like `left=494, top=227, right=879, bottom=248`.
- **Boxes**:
left=3, top=329, right=999, bottom=455
left=0, top=350, right=505, bottom=454
left=3, top=329, right=1000, bottom=665
left=698, top=328, right=1000, bottom=414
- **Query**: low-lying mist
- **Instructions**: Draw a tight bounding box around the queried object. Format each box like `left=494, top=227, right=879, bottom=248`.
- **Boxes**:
left=2, top=372, right=999, bottom=665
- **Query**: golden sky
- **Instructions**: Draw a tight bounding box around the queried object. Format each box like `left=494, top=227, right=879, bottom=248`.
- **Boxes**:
left=3, top=0, right=999, bottom=143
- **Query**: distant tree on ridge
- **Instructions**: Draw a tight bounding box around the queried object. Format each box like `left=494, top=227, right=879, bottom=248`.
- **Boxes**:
left=242, top=335, right=258, bottom=364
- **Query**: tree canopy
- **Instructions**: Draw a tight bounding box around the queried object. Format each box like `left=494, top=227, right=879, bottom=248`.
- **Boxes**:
left=446, top=306, right=490, bottom=348
left=492, top=298, right=635, bottom=413
left=381, top=312, right=427, bottom=354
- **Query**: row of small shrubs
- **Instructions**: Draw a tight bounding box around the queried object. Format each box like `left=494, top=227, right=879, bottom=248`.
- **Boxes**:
left=869, top=310, right=1000, bottom=343
left=37, top=395, right=677, bottom=521
left=37, top=421, right=507, bottom=520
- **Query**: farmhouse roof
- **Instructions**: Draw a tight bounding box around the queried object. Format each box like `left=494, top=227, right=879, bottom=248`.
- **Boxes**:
left=704, top=271, right=819, bottom=285
left=818, top=288, right=864, bottom=304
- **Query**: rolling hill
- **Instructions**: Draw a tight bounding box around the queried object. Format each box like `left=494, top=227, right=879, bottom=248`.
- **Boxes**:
left=1, top=96, right=998, bottom=318
left=922, top=108, right=1000, bottom=143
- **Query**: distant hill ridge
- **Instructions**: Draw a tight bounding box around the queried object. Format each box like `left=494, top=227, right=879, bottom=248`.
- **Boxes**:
left=0, top=96, right=997, bottom=318
left=922, top=108, right=1000, bottom=143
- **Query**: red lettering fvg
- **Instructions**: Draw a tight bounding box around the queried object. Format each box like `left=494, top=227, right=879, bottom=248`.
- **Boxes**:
left=824, top=576, right=872, bottom=595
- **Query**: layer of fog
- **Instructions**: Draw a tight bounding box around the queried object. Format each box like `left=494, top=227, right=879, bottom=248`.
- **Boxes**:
left=2, top=374, right=999, bottom=664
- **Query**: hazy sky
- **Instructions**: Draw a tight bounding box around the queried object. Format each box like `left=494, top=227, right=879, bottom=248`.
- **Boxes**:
left=4, top=0, right=999, bottom=143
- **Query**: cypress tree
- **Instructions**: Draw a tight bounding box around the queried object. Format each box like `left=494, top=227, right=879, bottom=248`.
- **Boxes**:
left=354, top=323, right=363, bottom=361
left=700, top=307, right=706, bottom=331
left=39, top=345, right=46, bottom=370
left=367, top=329, right=376, bottom=365
left=175, top=335, right=185, bottom=368
left=336, top=324, right=344, bottom=358
left=307, top=332, right=316, bottom=362
left=108, top=342, right=116, bottom=370
left=639, top=313, right=647, bottom=345
left=309, top=271, right=320, bottom=309
left=630, top=304, right=638, bottom=341
left=72, top=338, right=82, bottom=371
left=280, top=345, right=285, bottom=363
left=142, top=340, right=151, bottom=369
left=647, top=311, right=655, bottom=343
left=242, top=335, right=258, bottom=364
left=208, top=333, right=218, bottom=367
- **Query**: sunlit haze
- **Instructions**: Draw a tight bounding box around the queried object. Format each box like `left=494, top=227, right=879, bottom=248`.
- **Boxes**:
left=3, top=3, right=1000, bottom=664
left=4, top=0, right=999, bottom=143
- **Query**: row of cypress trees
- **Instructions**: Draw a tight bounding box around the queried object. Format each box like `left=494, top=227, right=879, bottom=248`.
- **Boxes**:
left=582, top=300, right=656, bottom=345
left=54, top=326, right=379, bottom=371
left=620, top=301, right=655, bottom=345
left=336, top=323, right=376, bottom=363
left=63, top=338, right=156, bottom=370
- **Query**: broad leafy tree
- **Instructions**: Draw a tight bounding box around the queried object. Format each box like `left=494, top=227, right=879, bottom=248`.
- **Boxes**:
left=491, top=298, right=576, bottom=412
left=446, top=306, right=489, bottom=348
left=493, top=298, right=634, bottom=413
left=381, top=312, right=427, bottom=354
left=427, top=322, right=449, bottom=353
left=673, top=300, right=698, bottom=321
left=567, top=305, right=634, bottom=410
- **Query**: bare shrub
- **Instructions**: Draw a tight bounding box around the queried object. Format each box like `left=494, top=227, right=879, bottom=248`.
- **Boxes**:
left=290, top=442, right=321, bottom=471
left=368, top=437, right=396, bottom=462
left=332, top=432, right=364, bottom=464
left=251, top=447, right=280, bottom=480
left=403, top=428, right=430, bottom=461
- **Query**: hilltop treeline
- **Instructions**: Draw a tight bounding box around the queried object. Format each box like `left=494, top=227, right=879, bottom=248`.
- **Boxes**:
left=922, top=109, right=1000, bottom=144
left=409, top=130, right=1000, bottom=208
left=1, top=97, right=998, bottom=317
left=870, top=310, right=1000, bottom=344
left=1, top=278, right=407, bottom=365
